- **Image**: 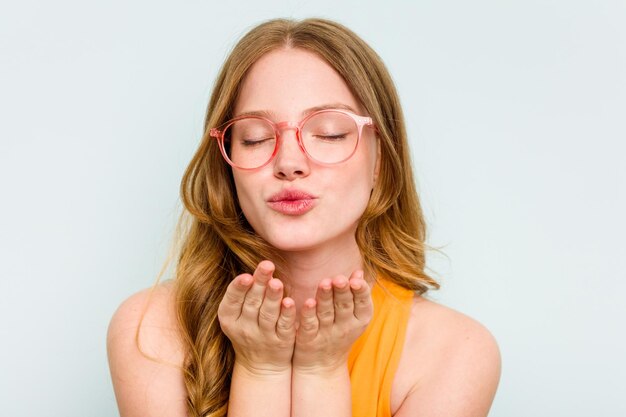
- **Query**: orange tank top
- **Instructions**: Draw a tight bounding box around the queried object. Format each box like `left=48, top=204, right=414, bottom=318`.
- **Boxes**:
left=348, top=279, right=414, bottom=417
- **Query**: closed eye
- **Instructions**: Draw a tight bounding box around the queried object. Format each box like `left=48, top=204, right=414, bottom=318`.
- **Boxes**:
left=313, top=133, right=348, bottom=141
left=241, top=137, right=274, bottom=147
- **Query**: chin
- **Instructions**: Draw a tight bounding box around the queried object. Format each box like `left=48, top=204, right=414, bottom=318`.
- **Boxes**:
left=260, top=224, right=358, bottom=255
left=261, top=230, right=322, bottom=252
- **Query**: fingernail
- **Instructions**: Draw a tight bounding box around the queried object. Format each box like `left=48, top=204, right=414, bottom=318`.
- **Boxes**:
left=259, top=260, right=274, bottom=275
left=335, top=280, right=347, bottom=289
left=271, top=279, right=283, bottom=291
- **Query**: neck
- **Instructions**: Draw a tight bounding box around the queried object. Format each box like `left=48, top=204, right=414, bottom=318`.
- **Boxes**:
left=277, top=237, right=364, bottom=310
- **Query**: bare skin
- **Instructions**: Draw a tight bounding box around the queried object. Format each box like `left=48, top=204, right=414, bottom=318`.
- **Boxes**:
left=107, top=47, right=501, bottom=416
left=218, top=260, right=373, bottom=417
left=215, top=47, right=384, bottom=416
left=107, top=278, right=500, bottom=416
left=217, top=260, right=373, bottom=374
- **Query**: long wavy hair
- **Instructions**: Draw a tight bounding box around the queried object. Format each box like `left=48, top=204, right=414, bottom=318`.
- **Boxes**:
left=173, top=17, right=439, bottom=417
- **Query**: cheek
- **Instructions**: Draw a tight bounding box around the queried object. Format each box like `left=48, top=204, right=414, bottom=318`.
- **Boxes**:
left=336, top=166, right=376, bottom=215
left=361, top=138, right=380, bottom=191
left=232, top=175, right=258, bottom=219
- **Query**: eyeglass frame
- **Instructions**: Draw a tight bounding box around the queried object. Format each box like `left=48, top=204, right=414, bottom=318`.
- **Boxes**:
left=209, top=108, right=377, bottom=170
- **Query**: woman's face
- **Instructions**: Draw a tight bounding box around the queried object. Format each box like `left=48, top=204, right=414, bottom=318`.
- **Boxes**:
left=232, top=48, right=379, bottom=254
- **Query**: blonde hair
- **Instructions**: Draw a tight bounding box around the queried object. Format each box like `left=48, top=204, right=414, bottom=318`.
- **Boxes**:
left=174, top=17, right=438, bottom=416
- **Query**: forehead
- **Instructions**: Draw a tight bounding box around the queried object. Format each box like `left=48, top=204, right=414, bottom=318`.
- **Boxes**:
left=234, top=48, right=364, bottom=118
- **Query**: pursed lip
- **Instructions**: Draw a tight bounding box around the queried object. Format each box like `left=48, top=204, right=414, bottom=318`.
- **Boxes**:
left=267, top=189, right=317, bottom=215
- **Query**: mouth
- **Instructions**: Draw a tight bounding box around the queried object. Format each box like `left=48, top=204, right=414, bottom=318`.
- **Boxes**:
left=267, top=189, right=317, bottom=215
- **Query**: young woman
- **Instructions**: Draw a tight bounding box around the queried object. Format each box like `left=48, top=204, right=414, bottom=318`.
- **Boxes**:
left=107, top=18, right=501, bottom=417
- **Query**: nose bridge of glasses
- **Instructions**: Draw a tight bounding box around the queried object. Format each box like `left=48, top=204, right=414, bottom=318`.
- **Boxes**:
left=272, top=120, right=308, bottom=160
left=274, top=120, right=300, bottom=136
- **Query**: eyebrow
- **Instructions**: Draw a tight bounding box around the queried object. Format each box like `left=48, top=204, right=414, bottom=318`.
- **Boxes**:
left=234, top=103, right=359, bottom=120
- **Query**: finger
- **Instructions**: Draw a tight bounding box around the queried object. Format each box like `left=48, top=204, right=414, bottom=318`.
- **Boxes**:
left=297, top=298, right=319, bottom=341
left=258, top=278, right=284, bottom=331
left=276, top=297, right=297, bottom=341
left=349, top=271, right=373, bottom=322
left=316, top=278, right=334, bottom=329
left=218, top=274, right=253, bottom=320
left=241, top=260, right=275, bottom=321
left=331, top=274, right=353, bottom=322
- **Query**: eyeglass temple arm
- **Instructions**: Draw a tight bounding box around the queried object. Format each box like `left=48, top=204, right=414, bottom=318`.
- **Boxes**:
left=209, top=128, right=221, bottom=138
left=359, top=116, right=378, bottom=133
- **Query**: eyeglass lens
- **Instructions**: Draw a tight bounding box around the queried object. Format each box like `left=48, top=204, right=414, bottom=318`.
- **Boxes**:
left=224, top=111, right=359, bottom=169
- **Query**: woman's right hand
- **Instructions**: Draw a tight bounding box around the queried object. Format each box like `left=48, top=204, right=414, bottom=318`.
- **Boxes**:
left=217, top=260, right=297, bottom=375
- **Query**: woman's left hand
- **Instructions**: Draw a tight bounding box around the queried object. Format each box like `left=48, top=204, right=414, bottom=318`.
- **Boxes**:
left=292, top=270, right=373, bottom=374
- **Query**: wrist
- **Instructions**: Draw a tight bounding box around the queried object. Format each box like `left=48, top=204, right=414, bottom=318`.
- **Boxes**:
left=291, top=364, right=352, bottom=415
left=229, top=360, right=292, bottom=417
left=292, top=360, right=349, bottom=379
left=233, top=359, right=292, bottom=380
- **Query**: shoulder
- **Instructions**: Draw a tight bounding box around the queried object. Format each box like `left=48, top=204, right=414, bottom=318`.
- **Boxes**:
left=107, top=282, right=183, bottom=362
left=405, top=296, right=501, bottom=364
left=391, top=296, right=501, bottom=416
left=107, top=282, right=188, bottom=417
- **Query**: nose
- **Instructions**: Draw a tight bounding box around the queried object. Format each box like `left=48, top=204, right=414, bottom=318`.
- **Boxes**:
left=273, top=126, right=310, bottom=180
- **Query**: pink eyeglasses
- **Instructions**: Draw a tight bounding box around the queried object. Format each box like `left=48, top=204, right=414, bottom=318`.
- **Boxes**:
left=209, top=109, right=376, bottom=170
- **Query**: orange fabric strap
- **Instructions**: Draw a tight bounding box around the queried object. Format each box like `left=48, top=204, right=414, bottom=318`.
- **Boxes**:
left=348, top=279, right=414, bottom=417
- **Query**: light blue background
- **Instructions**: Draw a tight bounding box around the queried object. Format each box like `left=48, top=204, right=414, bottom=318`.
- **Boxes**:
left=1, top=0, right=625, bottom=415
